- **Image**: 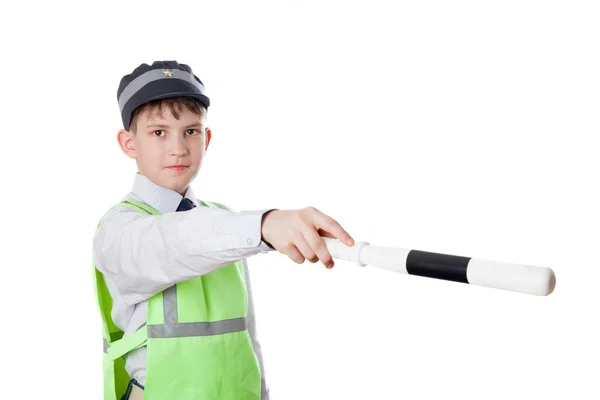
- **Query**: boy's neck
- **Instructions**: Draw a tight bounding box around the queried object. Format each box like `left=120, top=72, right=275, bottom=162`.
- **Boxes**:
left=136, top=172, right=189, bottom=198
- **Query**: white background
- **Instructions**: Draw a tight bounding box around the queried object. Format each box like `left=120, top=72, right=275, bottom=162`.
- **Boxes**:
left=1, top=1, right=599, bottom=398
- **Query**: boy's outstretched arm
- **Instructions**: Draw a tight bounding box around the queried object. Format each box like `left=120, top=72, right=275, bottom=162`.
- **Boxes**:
left=93, top=204, right=354, bottom=306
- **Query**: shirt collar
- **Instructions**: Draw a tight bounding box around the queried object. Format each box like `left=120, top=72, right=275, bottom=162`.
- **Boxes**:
left=131, top=173, right=199, bottom=214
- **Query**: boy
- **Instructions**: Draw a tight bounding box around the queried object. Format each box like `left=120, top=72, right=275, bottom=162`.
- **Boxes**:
left=92, top=60, right=355, bottom=400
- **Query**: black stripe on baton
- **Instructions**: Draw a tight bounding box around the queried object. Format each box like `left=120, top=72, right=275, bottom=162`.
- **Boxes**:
left=406, top=250, right=470, bottom=283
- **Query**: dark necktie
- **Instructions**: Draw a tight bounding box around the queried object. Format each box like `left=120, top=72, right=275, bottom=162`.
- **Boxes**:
left=176, top=198, right=197, bottom=212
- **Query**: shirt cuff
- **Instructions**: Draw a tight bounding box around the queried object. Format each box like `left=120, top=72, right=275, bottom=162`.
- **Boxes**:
left=238, top=209, right=278, bottom=252
left=260, top=209, right=278, bottom=250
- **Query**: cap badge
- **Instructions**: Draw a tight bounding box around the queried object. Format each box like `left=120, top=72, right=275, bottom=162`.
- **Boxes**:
left=162, top=70, right=174, bottom=77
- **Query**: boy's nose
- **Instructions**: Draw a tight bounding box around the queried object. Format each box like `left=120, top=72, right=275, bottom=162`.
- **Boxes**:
left=168, top=136, right=188, bottom=156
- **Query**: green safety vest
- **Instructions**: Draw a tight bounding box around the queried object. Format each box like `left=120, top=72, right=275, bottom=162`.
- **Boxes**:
left=93, top=198, right=262, bottom=400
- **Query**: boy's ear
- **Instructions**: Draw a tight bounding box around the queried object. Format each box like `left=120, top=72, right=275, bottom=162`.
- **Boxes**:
left=205, top=127, right=212, bottom=152
left=117, top=129, right=137, bottom=159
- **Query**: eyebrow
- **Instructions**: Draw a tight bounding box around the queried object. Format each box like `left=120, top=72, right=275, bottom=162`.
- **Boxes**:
left=146, top=122, right=203, bottom=129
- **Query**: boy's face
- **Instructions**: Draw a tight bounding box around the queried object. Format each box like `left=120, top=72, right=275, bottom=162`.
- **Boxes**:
left=118, top=105, right=211, bottom=196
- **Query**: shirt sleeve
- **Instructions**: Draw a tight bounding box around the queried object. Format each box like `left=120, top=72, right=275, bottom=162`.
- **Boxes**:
left=92, top=204, right=277, bottom=306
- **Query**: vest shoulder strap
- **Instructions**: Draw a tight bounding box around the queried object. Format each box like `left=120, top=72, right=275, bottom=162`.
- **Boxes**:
left=121, top=199, right=161, bottom=215
left=200, top=199, right=233, bottom=211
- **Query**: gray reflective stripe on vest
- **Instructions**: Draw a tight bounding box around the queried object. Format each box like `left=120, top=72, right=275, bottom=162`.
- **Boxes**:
left=103, top=338, right=109, bottom=353
left=163, top=285, right=178, bottom=324
left=118, top=68, right=207, bottom=112
left=148, top=317, right=247, bottom=338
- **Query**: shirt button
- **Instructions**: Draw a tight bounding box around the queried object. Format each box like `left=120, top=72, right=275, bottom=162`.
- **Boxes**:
left=247, top=238, right=253, bottom=245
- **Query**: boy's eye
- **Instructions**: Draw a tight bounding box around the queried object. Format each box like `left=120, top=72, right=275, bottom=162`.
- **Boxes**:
left=151, top=129, right=198, bottom=137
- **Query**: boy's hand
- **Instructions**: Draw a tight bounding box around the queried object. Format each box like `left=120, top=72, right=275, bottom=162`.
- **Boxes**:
left=261, top=207, right=354, bottom=269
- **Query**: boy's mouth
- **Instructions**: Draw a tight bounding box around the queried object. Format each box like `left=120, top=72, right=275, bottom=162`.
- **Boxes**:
left=166, top=165, right=189, bottom=172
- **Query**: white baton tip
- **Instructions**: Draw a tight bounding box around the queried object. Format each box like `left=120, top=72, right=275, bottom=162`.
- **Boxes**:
left=467, top=259, right=556, bottom=296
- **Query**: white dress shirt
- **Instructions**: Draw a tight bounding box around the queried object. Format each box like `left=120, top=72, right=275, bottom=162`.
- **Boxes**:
left=93, top=173, right=275, bottom=398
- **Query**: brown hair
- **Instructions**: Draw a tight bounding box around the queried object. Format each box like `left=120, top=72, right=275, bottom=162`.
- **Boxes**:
left=129, top=96, right=207, bottom=133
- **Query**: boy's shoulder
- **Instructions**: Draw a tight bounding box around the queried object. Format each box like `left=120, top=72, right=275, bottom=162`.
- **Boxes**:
left=95, top=193, right=142, bottom=228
